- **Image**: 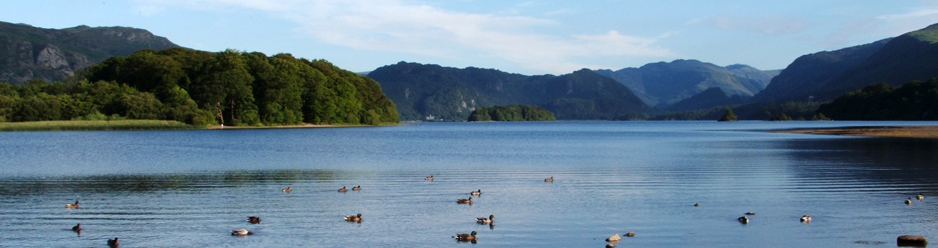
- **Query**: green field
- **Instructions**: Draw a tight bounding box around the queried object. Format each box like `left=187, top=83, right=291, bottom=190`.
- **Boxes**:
left=0, top=120, right=201, bottom=131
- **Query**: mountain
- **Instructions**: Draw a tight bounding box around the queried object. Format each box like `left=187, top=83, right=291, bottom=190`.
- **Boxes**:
left=594, top=59, right=775, bottom=108
left=752, top=39, right=891, bottom=102
left=0, top=21, right=179, bottom=84
left=367, top=62, right=649, bottom=121
left=665, top=87, right=750, bottom=111
left=755, top=22, right=938, bottom=103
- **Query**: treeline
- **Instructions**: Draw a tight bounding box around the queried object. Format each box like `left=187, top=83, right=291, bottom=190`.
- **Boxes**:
left=0, top=48, right=399, bottom=125
left=817, top=79, right=938, bottom=120
left=468, top=105, right=556, bottom=122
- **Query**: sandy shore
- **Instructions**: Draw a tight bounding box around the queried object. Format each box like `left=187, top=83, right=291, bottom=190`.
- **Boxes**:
left=772, top=126, right=938, bottom=139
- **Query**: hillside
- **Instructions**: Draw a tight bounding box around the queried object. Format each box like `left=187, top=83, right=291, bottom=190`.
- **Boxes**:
left=594, top=59, right=774, bottom=108
left=0, top=21, right=178, bottom=84
left=752, top=39, right=890, bottom=102
left=367, top=62, right=649, bottom=121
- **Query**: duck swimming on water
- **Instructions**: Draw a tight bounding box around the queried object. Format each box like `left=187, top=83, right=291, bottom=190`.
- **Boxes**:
left=477, top=215, right=495, bottom=224
left=66, top=200, right=79, bottom=209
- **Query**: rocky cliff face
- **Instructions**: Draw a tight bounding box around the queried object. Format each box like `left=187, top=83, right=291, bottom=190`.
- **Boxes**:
left=0, top=21, right=179, bottom=84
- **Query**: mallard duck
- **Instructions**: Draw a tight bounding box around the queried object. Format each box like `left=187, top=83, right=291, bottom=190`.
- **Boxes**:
left=247, top=216, right=261, bottom=224
left=606, top=233, right=621, bottom=242
left=66, top=200, right=79, bottom=209
left=425, top=175, right=434, bottom=181
left=745, top=212, right=755, bottom=215
left=544, top=176, right=553, bottom=182
left=694, top=203, right=699, bottom=207
left=338, top=186, right=348, bottom=192
left=477, top=215, right=494, bottom=224
left=470, top=189, right=481, bottom=195
left=606, top=244, right=617, bottom=248
left=345, top=213, right=362, bottom=222
left=72, top=223, right=81, bottom=232
left=917, top=194, right=925, bottom=200
left=905, top=197, right=913, bottom=205
left=738, top=216, right=749, bottom=224
left=624, top=232, right=635, bottom=237
left=457, top=197, right=473, bottom=204
left=352, top=185, right=361, bottom=191
left=231, top=229, right=253, bottom=236
left=282, top=186, right=291, bottom=193
left=107, top=237, right=119, bottom=247
left=453, top=231, right=477, bottom=241
left=800, top=215, right=812, bottom=222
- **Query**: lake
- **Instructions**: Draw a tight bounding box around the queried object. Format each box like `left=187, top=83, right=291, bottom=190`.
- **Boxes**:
left=1, top=121, right=937, bottom=247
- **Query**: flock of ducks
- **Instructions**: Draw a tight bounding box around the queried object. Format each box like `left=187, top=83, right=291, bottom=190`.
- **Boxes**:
left=62, top=178, right=927, bottom=246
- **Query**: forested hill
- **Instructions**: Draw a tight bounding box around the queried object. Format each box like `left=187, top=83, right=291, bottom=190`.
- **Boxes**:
left=368, top=62, right=649, bottom=121
left=0, top=48, right=399, bottom=126
left=0, top=21, right=179, bottom=84
left=816, top=80, right=938, bottom=120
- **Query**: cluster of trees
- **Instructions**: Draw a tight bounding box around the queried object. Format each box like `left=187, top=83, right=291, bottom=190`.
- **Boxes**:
left=0, top=79, right=212, bottom=123
left=0, top=48, right=399, bottom=126
left=467, top=105, right=556, bottom=122
left=816, top=80, right=938, bottom=120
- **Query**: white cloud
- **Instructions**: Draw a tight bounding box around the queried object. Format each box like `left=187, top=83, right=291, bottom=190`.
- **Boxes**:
left=131, top=0, right=675, bottom=73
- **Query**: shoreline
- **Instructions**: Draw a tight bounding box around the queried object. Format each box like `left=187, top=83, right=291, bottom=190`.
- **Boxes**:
left=771, top=126, right=938, bottom=139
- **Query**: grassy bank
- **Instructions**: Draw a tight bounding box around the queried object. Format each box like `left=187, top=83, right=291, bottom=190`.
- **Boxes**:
left=0, top=120, right=200, bottom=131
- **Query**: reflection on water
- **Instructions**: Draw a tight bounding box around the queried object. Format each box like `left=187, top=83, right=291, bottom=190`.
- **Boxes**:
left=1, top=121, right=937, bottom=247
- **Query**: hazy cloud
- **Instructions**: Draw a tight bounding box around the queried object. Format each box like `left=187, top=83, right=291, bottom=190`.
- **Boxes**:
left=132, top=0, right=676, bottom=73
left=711, top=16, right=808, bottom=35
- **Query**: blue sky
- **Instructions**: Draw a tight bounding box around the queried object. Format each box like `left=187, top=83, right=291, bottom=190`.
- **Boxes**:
left=4, top=1, right=938, bottom=75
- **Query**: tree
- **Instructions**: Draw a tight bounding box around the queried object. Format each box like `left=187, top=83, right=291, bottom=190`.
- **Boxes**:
left=718, top=108, right=737, bottom=121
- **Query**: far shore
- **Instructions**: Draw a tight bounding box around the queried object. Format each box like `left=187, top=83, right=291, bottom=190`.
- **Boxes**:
left=207, top=123, right=388, bottom=129
left=771, top=126, right=938, bottom=139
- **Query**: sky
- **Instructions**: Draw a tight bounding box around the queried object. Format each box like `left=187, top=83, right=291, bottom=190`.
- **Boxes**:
left=4, top=1, right=938, bottom=75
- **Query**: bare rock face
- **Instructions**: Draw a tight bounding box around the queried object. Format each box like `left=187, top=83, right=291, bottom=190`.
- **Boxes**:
left=0, top=21, right=179, bottom=84
left=36, top=45, right=71, bottom=70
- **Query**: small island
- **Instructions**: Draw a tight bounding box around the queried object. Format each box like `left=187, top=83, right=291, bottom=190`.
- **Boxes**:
left=468, top=105, right=556, bottom=122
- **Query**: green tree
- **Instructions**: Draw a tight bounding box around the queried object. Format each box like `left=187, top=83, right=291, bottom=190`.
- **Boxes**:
left=718, top=108, right=737, bottom=121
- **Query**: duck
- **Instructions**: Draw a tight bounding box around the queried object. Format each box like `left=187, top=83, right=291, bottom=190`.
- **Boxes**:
left=544, top=176, right=553, bottom=182
left=624, top=232, right=636, bottom=237
left=231, top=229, right=253, bottom=236
left=457, top=197, right=473, bottom=204
left=72, top=223, right=82, bottom=233
left=344, top=213, right=362, bottom=222
left=352, top=185, right=361, bottom=191
left=477, top=215, right=495, bottom=224
left=745, top=212, right=755, bottom=215
left=282, top=186, right=291, bottom=193
left=247, top=216, right=261, bottom=224
left=470, top=189, right=481, bottom=195
left=738, top=216, right=749, bottom=224
left=606, top=233, right=621, bottom=242
left=694, top=203, right=699, bottom=207
left=917, top=194, right=925, bottom=201
left=800, top=215, right=812, bottom=222
left=338, top=186, right=348, bottom=192
left=905, top=197, right=913, bottom=205
left=107, top=237, right=120, bottom=247
left=66, top=200, right=79, bottom=209
left=425, top=175, right=434, bottom=181
left=453, top=231, right=477, bottom=241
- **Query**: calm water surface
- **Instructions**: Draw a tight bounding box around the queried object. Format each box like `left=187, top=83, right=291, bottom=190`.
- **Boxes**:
left=1, top=121, right=938, bottom=247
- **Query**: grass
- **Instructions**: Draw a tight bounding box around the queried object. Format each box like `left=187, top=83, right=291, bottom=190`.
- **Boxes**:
left=0, top=120, right=201, bottom=131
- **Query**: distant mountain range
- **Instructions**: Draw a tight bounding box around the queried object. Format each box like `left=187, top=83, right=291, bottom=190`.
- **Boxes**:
left=0, top=21, right=178, bottom=84
left=367, top=62, right=649, bottom=121
left=594, top=60, right=777, bottom=108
